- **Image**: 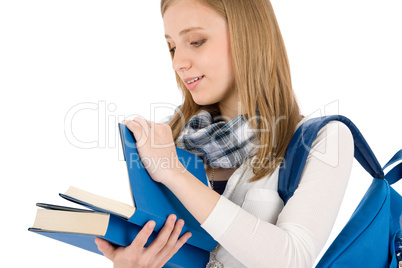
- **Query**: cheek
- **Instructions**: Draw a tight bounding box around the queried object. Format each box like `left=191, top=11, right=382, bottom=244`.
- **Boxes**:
left=208, top=45, right=233, bottom=82
left=218, top=52, right=234, bottom=87
left=218, top=40, right=234, bottom=82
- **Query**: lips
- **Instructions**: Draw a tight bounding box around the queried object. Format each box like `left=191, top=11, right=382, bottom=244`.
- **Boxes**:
left=184, top=75, right=204, bottom=90
left=184, top=75, right=204, bottom=84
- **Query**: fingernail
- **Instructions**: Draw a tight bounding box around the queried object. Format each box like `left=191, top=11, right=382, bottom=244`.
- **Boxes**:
left=148, top=221, right=155, bottom=229
left=170, top=215, right=177, bottom=221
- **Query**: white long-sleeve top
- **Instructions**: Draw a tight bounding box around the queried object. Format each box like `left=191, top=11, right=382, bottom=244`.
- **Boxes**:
left=201, top=120, right=354, bottom=267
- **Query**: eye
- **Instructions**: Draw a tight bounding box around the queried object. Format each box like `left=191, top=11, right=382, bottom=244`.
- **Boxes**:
left=191, top=40, right=206, bottom=47
left=169, top=47, right=176, bottom=53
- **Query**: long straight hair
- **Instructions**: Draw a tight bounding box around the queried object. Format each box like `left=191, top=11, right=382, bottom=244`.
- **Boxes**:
left=161, top=0, right=302, bottom=182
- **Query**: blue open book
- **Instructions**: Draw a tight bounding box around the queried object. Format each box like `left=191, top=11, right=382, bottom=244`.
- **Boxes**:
left=29, top=124, right=217, bottom=267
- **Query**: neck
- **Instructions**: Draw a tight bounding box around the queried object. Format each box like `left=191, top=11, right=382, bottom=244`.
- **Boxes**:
left=219, top=100, right=242, bottom=120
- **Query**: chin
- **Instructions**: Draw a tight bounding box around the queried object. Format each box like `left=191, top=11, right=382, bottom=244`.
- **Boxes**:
left=191, top=95, right=215, bottom=106
left=194, top=100, right=218, bottom=107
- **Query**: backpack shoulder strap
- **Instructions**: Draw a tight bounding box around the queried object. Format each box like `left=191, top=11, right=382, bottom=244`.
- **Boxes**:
left=278, top=115, right=384, bottom=205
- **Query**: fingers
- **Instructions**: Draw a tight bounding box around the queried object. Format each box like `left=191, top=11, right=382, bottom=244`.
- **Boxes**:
left=96, top=217, right=190, bottom=267
left=146, top=214, right=177, bottom=256
left=155, top=219, right=192, bottom=266
left=122, top=117, right=175, bottom=153
left=132, top=117, right=152, bottom=137
left=129, top=220, right=156, bottom=249
left=123, top=117, right=151, bottom=147
left=95, top=238, right=116, bottom=261
left=159, top=231, right=192, bottom=266
left=146, top=214, right=192, bottom=267
left=129, top=215, right=190, bottom=264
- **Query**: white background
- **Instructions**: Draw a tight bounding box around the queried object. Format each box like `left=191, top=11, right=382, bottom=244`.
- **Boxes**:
left=1, top=0, right=401, bottom=267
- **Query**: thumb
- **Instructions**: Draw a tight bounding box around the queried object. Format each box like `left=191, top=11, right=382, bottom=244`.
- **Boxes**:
left=95, top=238, right=116, bottom=261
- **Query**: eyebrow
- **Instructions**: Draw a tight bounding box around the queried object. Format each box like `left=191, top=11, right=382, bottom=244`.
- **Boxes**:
left=165, top=27, right=205, bottom=40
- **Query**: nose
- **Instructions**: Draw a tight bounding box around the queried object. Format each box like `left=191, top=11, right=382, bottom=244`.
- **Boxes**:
left=172, top=48, right=191, bottom=73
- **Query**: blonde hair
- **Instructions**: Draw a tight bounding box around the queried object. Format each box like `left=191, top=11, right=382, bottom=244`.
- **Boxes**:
left=161, top=0, right=302, bottom=182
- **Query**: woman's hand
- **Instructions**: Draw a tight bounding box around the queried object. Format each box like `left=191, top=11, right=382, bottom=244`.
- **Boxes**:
left=95, top=214, right=191, bottom=268
left=122, top=116, right=219, bottom=226
left=122, top=117, right=185, bottom=184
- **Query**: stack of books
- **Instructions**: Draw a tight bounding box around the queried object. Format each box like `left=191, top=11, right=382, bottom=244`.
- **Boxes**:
left=28, top=123, right=217, bottom=268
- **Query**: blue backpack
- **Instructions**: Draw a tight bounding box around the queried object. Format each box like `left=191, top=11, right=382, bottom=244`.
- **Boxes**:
left=278, top=115, right=402, bottom=267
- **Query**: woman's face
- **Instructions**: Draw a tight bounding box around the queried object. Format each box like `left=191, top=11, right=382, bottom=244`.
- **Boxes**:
left=163, top=0, right=237, bottom=113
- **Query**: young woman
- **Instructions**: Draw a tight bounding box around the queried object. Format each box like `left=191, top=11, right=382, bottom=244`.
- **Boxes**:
left=95, top=0, right=354, bottom=267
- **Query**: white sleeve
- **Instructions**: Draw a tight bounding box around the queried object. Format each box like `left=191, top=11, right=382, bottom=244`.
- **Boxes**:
left=201, top=121, right=354, bottom=267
